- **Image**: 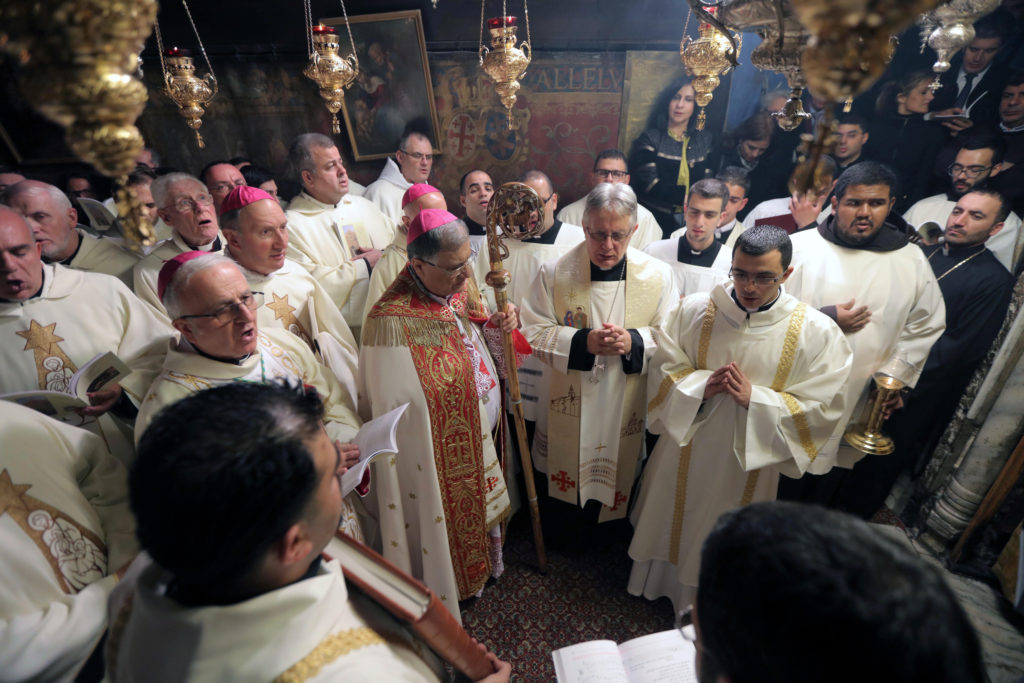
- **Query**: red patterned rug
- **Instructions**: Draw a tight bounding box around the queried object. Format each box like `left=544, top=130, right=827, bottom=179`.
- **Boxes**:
left=460, top=501, right=676, bottom=682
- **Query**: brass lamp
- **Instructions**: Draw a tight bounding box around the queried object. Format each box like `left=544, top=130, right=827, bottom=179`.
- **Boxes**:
left=160, top=47, right=218, bottom=149
left=303, top=24, right=359, bottom=135
left=919, top=0, right=1001, bottom=89
left=844, top=356, right=918, bottom=456
left=681, top=9, right=742, bottom=131
left=479, top=12, right=532, bottom=129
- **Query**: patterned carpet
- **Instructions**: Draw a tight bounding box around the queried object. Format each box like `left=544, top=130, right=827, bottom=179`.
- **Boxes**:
left=460, top=501, right=675, bottom=682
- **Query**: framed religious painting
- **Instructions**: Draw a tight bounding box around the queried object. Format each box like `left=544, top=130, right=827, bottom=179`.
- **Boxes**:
left=321, top=10, right=442, bottom=161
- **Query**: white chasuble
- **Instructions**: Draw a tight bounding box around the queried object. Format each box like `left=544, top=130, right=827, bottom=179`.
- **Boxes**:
left=643, top=236, right=731, bottom=298
left=66, top=229, right=140, bottom=287
left=474, top=224, right=585, bottom=422
left=0, top=264, right=173, bottom=466
left=285, top=192, right=395, bottom=331
left=522, top=245, right=676, bottom=520
left=627, top=284, right=852, bottom=610
left=787, top=230, right=945, bottom=468
left=107, top=558, right=442, bottom=683
left=362, top=228, right=408, bottom=324
left=0, top=401, right=136, bottom=682
left=135, top=328, right=364, bottom=541
left=359, top=271, right=511, bottom=622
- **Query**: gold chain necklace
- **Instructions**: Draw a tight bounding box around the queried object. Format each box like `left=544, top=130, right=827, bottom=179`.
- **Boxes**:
left=927, top=244, right=987, bottom=282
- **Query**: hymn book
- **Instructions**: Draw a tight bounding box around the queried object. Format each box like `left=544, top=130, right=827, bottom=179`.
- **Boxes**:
left=552, top=629, right=697, bottom=683
left=341, top=403, right=408, bottom=495
left=325, top=531, right=494, bottom=680
left=0, top=351, right=130, bottom=422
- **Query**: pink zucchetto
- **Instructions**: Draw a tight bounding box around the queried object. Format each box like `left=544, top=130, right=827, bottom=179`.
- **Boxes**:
left=402, top=183, right=441, bottom=209
left=407, top=209, right=459, bottom=245
left=219, top=185, right=274, bottom=215
left=157, top=251, right=207, bottom=302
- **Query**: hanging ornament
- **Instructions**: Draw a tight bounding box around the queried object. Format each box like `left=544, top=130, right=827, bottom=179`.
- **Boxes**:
left=680, top=6, right=741, bottom=131
left=479, top=0, right=532, bottom=130
left=918, top=0, right=1000, bottom=91
left=154, top=1, right=218, bottom=149
left=303, top=0, right=359, bottom=135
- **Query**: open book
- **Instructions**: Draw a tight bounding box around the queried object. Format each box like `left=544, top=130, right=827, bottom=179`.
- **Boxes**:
left=325, top=531, right=493, bottom=680
left=553, top=629, right=697, bottom=683
left=341, top=403, right=408, bottom=496
left=0, top=352, right=130, bottom=422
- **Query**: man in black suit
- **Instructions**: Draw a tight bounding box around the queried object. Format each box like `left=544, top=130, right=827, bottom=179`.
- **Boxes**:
left=928, top=18, right=1009, bottom=133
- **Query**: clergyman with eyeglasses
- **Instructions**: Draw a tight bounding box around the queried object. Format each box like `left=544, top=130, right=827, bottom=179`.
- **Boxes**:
left=364, top=129, right=436, bottom=229
left=521, top=182, right=677, bottom=524
left=131, top=172, right=224, bottom=318
left=628, top=225, right=853, bottom=613
left=903, top=130, right=1021, bottom=270
left=557, top=149, right=662, bottom=250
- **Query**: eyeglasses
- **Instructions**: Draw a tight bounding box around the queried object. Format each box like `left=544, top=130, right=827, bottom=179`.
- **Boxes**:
left=947, top=163, right=993, bottom=179
left=586, top=229, right=631, bottom=243
left=178, top=291, right=263, bottom=325
left=594, top=169, right=628, bottom=180
left=400, top=150, right=434, bottom=162
left=729, top=268, right=783, bottom=286
left=166, top=193, right=214, bottom=213
left=419, top=257, right=471, bottom=278
left=211, top=179, right=245, bottom=194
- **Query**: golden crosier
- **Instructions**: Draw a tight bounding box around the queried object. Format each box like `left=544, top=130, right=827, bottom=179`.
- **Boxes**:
left=304, top=26, right=358, bottom=135
left=163, top=50, right=218, bottom=150
left=681, top=19, right=741, bottom=131
left=480, top=17, right=531, bottom=129
left=0, top=0, right=158, bottom=247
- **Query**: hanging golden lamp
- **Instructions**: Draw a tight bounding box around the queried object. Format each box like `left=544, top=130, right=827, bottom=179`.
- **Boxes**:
left=680, top=6, right=741, bottom=131
left=479, top=3, right=532, bottom=130
left=918, top=0, right=1000, bottom=91
left=154, top=1, right=217, bottom=149
left=303, top=0, right=359, bottom=135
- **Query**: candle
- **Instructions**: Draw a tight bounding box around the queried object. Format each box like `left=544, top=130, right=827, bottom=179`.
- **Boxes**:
left=487, top=16, right=517, bottom=28
left=312, top=24, right=336, bottom=34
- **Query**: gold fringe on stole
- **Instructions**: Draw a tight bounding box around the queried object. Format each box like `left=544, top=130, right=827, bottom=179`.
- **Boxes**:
left=361, top=315, right=450, bottom=348
left=273, top=628, right=419, bottom=683
left=669, top=443, right=694, bottom=565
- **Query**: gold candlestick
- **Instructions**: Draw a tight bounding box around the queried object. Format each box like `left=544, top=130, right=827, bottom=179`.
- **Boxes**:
left=844, top=373, right=906, bottom=456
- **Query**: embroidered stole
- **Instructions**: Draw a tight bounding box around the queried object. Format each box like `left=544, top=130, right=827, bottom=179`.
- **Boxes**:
left=546, top=245, right=662, bottom=520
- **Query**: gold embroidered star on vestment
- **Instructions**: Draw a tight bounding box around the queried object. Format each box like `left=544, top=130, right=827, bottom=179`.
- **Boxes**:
left=16, top=320, right=64, bottom=353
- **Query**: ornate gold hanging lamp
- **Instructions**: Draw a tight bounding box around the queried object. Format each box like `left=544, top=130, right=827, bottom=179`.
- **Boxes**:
left=154, top=0, right=218, bottom=149
left=680, top=5, right=741, bottom=131
left=918, top=0, right=1000, bottom=91
left=479, top=0, right=532, bottom=130
left=0, top=0, right=158, bottom=247
left=303, top=0, right=359, bottom=135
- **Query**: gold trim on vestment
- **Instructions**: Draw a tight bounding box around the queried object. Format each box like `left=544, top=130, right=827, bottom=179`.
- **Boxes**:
left=273, top=628, right=418, bottom=683
left=740, top=471, right=761, bottom=506
left=769, top=303, right=806, bottom=392
left=648, top=367, right=695, bottom=412
left=780, top=392, right=819, bottom=462
left=696, top=300, right=717, bottom=369
left=669, top=443, right=693, bottom=565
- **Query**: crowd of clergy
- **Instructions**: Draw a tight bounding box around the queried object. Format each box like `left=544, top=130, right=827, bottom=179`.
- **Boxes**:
left=0, top=23, right=1021, bottom=679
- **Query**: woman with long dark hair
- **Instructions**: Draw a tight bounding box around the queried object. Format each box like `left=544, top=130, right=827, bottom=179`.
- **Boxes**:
left=863, top=70, right=945, bottom=212
left=629, top=77, right=714, bottom=237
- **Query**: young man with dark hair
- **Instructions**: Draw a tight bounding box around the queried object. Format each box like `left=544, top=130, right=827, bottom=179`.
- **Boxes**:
left=629, top=225, right=852, bottom=611
left=199, top=160, right=246, bottom=215
left=781, top=162, right=946, bottom=506
left=458, top=168, right=495, bottom=251
left=992, top=71, right=1024, bottom=217
left=928, top=16, right=1009, bottom=130
left=111, top=382, right=511, bottom=681
left=832, top=112, right=871, bottom=170
left=693, top=501, right=986, bottom=683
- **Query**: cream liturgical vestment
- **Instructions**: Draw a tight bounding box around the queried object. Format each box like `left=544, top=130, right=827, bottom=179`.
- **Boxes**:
left=787, top=228, right=945, bottom=469
left=473, top=222, right=585, bottom=423
left=558, top=197, right=661, bottom=250
left=0, top=264, right=171, bottom=465
left=521, top=245, right=677, bottom=521
left=627, top=284, right=852, bottom=610
left=285, top=192, right=395, bottom=330
left=362, top=227, right=408, bottom=324
left=0, top=401, right=136, bottom=682
left=132, top=231, right=223, bottom=318
left=64, top=229, right=140, bottom=287
left=360, top=270, right=511, bottom=623
left=231, top=252, right=359, bottom=405
left=643, top=234, right=731, bottom=298
left=106, top=557, right=442, bottom=683
left=363, top=158, right=411, bottom=231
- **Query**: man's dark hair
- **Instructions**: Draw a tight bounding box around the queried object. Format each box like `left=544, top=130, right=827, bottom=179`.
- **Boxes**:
left=973, top=13, right=1008, bottom=44
left=733, top=224, right=793, bottom=268
left=519, top=169, right=553, bottom=197
left=957, top=128, right=1007, bottom=165
left=241, top=164, right=277, bottom=189
left=837, top=111, right=869, bottom=133
left=833, top=161, right=898, bottom=201
left=687, top=178, right=729, bottom=212
left=593, top=149, right=627, bottom=171
left=459, top=169, right=490, bottom=195
left=127, top=168, right=157, bottom=186
left=198, top=160, right=232, bottom=186
left=965, top=188, right=1011, bottom=224
left=1006, top=71, right=1024, bottom=89
left=697, top=502, right=985, bottom=683
left=399, top=128, right=433, bottom=152
left=229, top=156, right=252, bottom=167
left=715, top=166, right=750, bottom=193
left=729, top=112, right=774, bottom=144
left=132, top=382, right=324, bottom=592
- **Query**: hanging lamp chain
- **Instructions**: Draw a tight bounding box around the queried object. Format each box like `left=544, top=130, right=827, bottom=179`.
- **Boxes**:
left=338, top=0, right=359, bottom=71
left=181, top=0, right=217, bottom=82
